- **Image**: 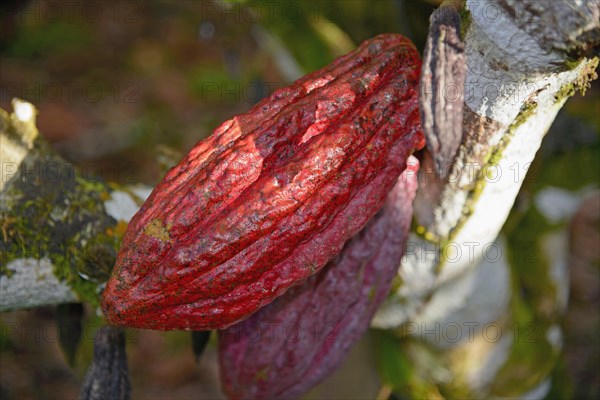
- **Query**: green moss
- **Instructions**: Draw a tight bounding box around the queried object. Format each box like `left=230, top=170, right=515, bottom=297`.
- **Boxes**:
left=458, top=7, right=472, bottom=40
left=554, top=83, right=578, bottom=104
left=554, top=57, right=599, bottom=104
left=563, top=57, right=584, bottom=71
left=509, top=101, right=538, bottom=135
left=1, top=137, right=119, bottom=306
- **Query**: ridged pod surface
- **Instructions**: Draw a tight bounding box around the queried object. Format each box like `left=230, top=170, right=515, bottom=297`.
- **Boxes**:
left=219, top=159, right=419, bottom=399
left=101, top=34, right=423, bottom=330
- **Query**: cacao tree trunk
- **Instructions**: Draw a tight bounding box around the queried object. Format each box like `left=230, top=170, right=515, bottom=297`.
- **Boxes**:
left=373, top=0, right=599, bottom=329
left=369, top=0, right=598, bottom=398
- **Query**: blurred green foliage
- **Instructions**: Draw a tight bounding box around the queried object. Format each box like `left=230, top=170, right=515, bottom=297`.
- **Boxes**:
left=7, top=21, right=94, bottom=58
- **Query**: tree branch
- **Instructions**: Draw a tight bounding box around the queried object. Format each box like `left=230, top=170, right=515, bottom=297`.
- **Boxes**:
left=0, top=99, right=150, bottom=311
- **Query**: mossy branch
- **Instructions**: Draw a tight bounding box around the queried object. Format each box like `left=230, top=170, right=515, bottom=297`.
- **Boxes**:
left=0, top=99, right=149, bottom=311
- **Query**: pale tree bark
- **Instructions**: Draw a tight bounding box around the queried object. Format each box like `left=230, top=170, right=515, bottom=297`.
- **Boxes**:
left=371, top=0, right=598, bottom=398
left=373, top=0, right=599, bottom=328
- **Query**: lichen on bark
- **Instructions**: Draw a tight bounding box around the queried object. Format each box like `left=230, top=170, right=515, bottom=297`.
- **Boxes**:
left=0, top=100, right=121, bottom=308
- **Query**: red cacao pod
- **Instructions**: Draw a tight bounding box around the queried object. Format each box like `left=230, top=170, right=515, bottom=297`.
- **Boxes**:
left=218, top=158, right=419, bottom=400
left=101, top=33, right=423, bottom=330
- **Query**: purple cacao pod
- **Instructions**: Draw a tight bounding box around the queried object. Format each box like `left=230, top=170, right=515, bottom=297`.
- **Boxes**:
left=218, top=157, right=419, bottom=399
